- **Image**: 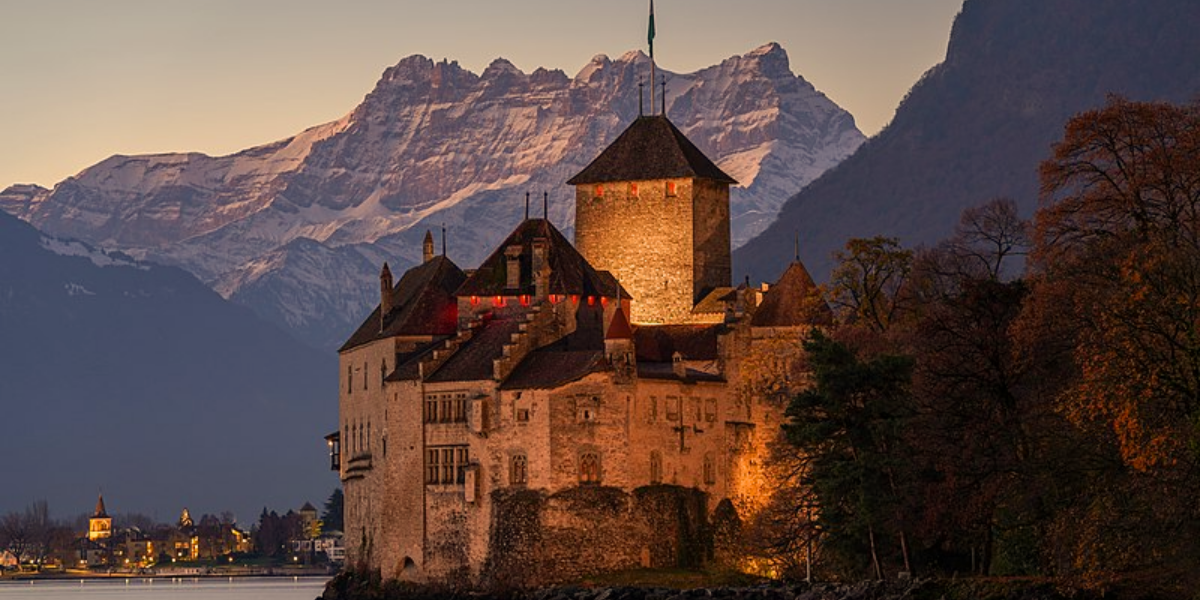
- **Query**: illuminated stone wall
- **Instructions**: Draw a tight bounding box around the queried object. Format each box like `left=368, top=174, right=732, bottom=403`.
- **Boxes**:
left=574, top=178, right=731, bottom=324
left=483, top=484, right=710, bottom=587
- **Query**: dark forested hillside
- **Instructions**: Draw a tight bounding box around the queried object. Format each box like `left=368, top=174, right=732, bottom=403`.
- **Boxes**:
left=735, top=0, right=1200, bottom=283
left=0, top=211, right=334, bottom=522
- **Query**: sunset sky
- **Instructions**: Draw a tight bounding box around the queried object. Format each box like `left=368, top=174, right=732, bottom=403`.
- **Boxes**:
left=0, top=0, right=963, bottom=189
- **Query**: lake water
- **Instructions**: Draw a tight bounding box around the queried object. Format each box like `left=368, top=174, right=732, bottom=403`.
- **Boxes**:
left=0, top=577, right=326, bottom=600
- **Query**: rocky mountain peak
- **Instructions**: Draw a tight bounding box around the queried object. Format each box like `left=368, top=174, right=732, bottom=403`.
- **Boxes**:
left=4, top=44, right=864, bottom=350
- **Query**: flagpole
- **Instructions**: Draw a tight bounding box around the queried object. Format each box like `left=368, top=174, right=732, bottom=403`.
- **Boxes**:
left=649, top=0, right=656, bottom=116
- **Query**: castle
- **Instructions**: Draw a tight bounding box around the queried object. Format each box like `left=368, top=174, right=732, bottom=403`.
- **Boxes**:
left=331, top=111, right=828, bottom=585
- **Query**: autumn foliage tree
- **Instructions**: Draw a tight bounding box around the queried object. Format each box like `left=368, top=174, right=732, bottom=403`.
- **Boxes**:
left=1025, top=96, right=1200, bottom=586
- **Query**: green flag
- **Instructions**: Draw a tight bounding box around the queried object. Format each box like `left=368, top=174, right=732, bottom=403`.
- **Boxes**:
left=648, top=0, right=656, bottom=58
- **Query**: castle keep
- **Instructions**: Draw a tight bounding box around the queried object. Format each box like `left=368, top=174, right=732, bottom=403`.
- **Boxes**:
left=331, top=111, right=828, bottom=585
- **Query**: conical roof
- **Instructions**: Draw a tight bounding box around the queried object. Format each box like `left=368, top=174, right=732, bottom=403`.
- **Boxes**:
left=605, top=307, right=633, bottom=340
left=751, top=261, right=833, bottom=327
left=567, top=115, right=737, bottom=185
left=94, top=494, right=108, bottom=518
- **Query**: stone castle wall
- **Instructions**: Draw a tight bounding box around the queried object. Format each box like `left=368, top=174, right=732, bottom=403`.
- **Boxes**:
left=692, top=179, right=732, bottom=300
left=483, top=484, right=710, bottom=588
left=575, top=178, right=697, bottom=324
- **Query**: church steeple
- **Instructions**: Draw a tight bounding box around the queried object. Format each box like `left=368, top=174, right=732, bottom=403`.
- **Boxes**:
left=88, top=493, right=112, bottom=541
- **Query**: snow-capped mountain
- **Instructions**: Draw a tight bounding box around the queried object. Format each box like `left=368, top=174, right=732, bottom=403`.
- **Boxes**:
left=3, top=43, right=863, bottom=350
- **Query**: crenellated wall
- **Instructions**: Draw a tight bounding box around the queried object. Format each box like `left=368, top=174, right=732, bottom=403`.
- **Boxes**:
left=575, top=178, right=730, bottom=324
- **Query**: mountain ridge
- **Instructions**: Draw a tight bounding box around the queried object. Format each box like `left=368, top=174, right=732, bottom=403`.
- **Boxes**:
left=4, top=43, right=864, bottom=350
left=733, top=0, right=1200, bottom=283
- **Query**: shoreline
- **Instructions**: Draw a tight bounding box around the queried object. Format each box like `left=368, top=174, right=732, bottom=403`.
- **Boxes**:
left=0, top=568, right=332, bottom=582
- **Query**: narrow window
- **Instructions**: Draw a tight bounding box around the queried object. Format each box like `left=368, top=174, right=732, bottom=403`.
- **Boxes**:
left=704, top=453, right=716, bottom=485
left=666, top=181, right=677, bottom=197
left=367, top=422, right=371, bottom=451
left=705, top=398, right=717, bottom=423
left=347, top=366, right=353, bottom=394
left=650, top=451, right=662, bottom=484
left=629, top=182, right=639, bottom=197
left=455, top=447, right=469, bottom=484
left=510, top=454, right=528, bottom=485
left=363, top=362, right=368, bottom=390
left=380, top=359, right=387, bottom=386
left=441, top=448, right=454, bottom=483
left=595, top=184, right=604, bottom=198
left=666, top=396, right=680, bottom=421
left=425, top=449, right=440, bottom=484
left=580, top=452, right=601, bottom=485
left=649, top=396, right=658, bottom=423
left=454, top=395, right=467, bottom=422
left=425, top=397, right=437, bottom=423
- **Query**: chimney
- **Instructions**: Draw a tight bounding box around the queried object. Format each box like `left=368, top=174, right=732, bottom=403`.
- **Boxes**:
left=423, top=230, right=435, bottom=263
left=380, top=262, right=393, bottom=331
left=672, top=351, right=686, bottom=379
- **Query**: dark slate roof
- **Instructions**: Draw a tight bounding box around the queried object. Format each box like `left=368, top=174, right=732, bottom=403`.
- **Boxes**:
left=456, top=218, right=630, bottom=299
left=567, top=115, right=738, bottom=185
left=751, top=261, right=834, bottom=327
left=425, top=313, right=523, bottom=383
left=340, top=256, right=467, bottom=353
left=633, top=324, right=723, bottom=362
left=606, top=307, right=633, bottom=340
left=692, top=286, right=738, bottom=315
left=637, top=362, right=725, bottom=383
left=384, top=339, right=447, bottom=382
left=500, top=350, right=606, bottom=390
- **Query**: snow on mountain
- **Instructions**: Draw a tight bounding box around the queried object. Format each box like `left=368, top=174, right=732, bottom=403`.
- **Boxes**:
left=2, top=43, right=863, bottom=350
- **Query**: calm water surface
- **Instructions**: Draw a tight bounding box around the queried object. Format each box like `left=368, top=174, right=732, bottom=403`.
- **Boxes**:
left=0, top=577, right=326, bottom=600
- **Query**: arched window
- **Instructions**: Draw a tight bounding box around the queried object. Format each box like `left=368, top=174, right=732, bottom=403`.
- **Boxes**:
left=703, top=453, right=716, bottom=485
left=579, top=452, right=601, bottom=485
left=650, top=450, right=662, bottom=484
left=510, top=454, right=528, bottom=486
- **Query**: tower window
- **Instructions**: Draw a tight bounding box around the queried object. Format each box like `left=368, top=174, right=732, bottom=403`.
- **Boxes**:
left=704, top=453, right=716, bottom=485
left=650, top=450, right=662, bottom=484
left=579, top=452, right=601, bottom=485
left=347, top=366, right=353, bottom=394
left=510, top=454, right=528, bottom=486
left=666, top=181, right=677, bottom=197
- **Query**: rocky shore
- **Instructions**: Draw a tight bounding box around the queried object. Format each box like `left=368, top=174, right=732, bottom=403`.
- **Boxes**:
left=321, top=572, right=1103, bottom=600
